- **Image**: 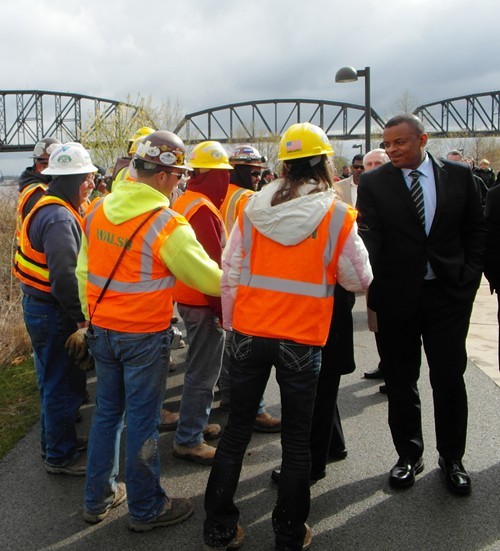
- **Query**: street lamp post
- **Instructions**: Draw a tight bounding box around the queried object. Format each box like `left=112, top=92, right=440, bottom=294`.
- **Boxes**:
left=352, top=143, right=363, bottom=155
left=335, top=66, right=371, bottom=155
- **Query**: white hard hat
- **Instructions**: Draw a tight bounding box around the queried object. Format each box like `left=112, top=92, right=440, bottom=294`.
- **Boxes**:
left=42, top=142, right=98, bottom=175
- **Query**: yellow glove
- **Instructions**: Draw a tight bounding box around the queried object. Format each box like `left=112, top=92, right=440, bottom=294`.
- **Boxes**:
left=65, top=328, right=88, bottom=361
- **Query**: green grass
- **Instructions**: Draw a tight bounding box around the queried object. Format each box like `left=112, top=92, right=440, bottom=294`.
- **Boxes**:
left=0, top=357, right=39, bottom=460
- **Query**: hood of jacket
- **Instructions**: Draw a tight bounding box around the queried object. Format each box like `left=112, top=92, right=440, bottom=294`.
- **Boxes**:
left=18, top=166, right=51, bottom=192
left=102, top=180, right=170, bottom=225
left=244, top=178, right=336, bottom=246
left=187, top=169, right=229, bottom=209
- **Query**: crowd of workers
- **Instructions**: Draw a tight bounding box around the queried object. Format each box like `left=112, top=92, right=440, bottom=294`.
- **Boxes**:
left=12, top=114, right=500, bottom=550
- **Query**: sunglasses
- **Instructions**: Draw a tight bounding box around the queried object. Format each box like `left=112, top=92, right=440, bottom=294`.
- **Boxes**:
left=164, top=171, right=184, bottom=181
left=352, top=165, right=365, bottom=171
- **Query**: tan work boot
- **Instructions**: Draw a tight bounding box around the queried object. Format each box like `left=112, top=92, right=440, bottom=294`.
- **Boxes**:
left=173, top=441, right=216, bottom=466
left=303, top=523, right=312, bottom=550
left=159, top=409, right=179, bottom=432
left=83, top=482, right=127, bottom=524
left=253, top=411, right=282, bottom=433
left=45, top=452, right=86, bottom=476
left=128, top=497, right=193, bottom=532
left=203, top=423, right=222, bottom=441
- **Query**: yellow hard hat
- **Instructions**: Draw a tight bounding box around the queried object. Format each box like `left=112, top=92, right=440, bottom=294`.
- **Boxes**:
left=129, top=126, right=156, bottom=142
left=187, top=141, right=233, bottom=170
left=278, top=123, right=334, bottom=162
left=128, top=135, right=146, bottom=156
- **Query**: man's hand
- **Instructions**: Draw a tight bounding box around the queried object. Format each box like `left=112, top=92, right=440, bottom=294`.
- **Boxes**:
left=65, top=328, right=88, bottom=361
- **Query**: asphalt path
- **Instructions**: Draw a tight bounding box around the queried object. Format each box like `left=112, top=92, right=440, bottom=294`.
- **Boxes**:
left=1, top=297, right=499, bottom=550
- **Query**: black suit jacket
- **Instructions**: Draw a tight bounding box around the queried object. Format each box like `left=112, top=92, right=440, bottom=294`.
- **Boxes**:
left=356, top=153, right=486, bottom=319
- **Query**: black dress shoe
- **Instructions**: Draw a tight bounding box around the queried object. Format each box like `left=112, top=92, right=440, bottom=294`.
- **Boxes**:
left=364, top=367, right=384, bottom=379
left=438, top=457, right=471, bottom=496
left=328, top=449, right=348, bottom=461
left=389, top=456, right=424, bottom=488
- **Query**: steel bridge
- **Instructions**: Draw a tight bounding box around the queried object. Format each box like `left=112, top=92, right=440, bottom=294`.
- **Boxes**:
left=0, top=90, right=139, bottom=153
left=1, top=90, right=499, bottom=154
left=173, top=98, right=386, bottom=144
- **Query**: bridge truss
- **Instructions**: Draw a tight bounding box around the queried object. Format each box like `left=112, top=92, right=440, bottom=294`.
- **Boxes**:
left=174, top=99, right=386, bottom=144
left=0, top=90, right=138, bottom=153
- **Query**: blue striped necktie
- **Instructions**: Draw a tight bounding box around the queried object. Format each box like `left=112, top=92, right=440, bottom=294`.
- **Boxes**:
left=409, top=170, right=425, bottom=227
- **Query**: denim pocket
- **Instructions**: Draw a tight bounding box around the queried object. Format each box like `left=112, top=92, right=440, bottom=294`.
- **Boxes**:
left=231, top=333, right=253, bottom=361
left=278, top=341, right=315, bottom=372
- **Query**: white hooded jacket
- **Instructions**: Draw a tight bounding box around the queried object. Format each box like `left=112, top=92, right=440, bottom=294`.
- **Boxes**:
left=221, top=179, right=373, bottom=330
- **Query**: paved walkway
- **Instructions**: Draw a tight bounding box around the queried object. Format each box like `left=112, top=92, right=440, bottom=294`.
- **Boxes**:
left=1, top=292, right=499, bottom=551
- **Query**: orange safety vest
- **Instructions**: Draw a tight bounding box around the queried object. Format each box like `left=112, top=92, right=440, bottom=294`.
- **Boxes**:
left=172, top=190, right=226, bottom=306
left=83, top=199, right=186, bottom=333
left=220, top=183, right=254, bottom=234
left=14, top=195, right=83, bottom=293
left=15, top=182, right=47, bottom=245
left=232, top=200, right=357, bottom=346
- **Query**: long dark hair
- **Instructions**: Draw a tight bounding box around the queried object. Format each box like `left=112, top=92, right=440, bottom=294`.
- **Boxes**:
left=271, top=155, right=335, bottom=206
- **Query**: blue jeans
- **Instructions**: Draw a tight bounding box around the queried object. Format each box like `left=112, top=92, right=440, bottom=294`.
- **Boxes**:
left=175, top=305, right=224, bottom=447
left=204, top=332, right=321, bottom=551
left=218, top=330, right=266, bottom=415
left=84, top=326, right=171, bottom=521
left=22, top=294, right=85, bottom=465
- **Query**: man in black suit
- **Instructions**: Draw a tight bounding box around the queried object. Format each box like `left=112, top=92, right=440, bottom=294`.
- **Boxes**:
left=356, top=114, right=485, bottom=496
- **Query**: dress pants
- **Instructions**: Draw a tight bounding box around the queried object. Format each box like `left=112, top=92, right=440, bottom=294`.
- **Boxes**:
left=377, top=280, right=472, bottom=461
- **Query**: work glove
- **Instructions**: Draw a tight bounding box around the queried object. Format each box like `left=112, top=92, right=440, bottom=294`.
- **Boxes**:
left=77, top=353, right=95, bottom=372
left=65, top=328, right=88, bottom=361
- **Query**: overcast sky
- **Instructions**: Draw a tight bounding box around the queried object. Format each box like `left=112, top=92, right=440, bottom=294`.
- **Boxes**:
left=1, top=0, right=499, bottom=175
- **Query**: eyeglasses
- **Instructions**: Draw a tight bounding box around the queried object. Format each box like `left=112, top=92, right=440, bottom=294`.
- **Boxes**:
left=164, top=171, right=184, bottom=181
left=251, top=171, right=261, bottom=177
left=352, top=165, right=365, bottom=171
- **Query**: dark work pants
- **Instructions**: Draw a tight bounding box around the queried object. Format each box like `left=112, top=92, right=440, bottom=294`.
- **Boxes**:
left=204, top=333, right=321, bottom=551
left=377, top=280, right=472, bottom=461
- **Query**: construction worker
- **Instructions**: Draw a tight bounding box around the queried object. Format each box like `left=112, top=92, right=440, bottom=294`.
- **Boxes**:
left=15, top=137, right=61, bottom=244
left=170, top=140, right=230, bottom=466
left=218, top=144, right=282, bottom=433
left=14, top=142, right=97, bottom=475
left=77, top=130, right=222, bottom=531
left=203, top=123, right=372, bottom=551
left=110, top=126, right=155, bottom=189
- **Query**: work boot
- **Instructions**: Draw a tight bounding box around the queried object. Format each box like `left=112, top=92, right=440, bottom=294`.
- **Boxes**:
left=203, top=523, right=245, bottom=550
left=253, top=411, right=281, bottom=433
left=83, top=482, right=127, bottom=524
left=45, top=453, right=86, bottom=476
left=173, top=441, right=216, bottom=466
left=128, top=497, right=193, bottom=532
left=203, top=423, right=222, bottom=441
left=158, top=409, right=179, bottom=432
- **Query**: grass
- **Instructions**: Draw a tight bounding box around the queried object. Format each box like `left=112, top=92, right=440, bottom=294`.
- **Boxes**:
left=0, top=356, right=39, bottom=460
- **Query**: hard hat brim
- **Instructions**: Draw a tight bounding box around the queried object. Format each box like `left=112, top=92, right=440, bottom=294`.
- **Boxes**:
left=42, top=163, right=99, bottom=175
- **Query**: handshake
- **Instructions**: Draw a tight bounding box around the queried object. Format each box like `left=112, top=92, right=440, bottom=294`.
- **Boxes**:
left=65, top=328, right=95, bottom=372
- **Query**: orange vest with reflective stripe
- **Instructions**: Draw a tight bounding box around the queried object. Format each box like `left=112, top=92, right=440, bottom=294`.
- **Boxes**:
left=13, top=195, right=82, bottom=293
left=15, top=182, right=47, bottom=245
left=172, top=190, right=226, bottom=306
left=83, top=200, right=186, bottom=333
left=220, top=184, right=254, bottom=234
left=232, top=200, right=357, bottom=346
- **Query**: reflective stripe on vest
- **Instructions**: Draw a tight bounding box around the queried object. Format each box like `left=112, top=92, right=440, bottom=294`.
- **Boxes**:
left=239, top=201, right=350, bottom=298
left=232, top=198, right=356, bottom=346
left=85, top=204, right=182, bottom=332
left=14, top=195, right=82, bottom=293
left=87, top=208, right=177, bottom=295
left=222, top=185, right=253, bottom=233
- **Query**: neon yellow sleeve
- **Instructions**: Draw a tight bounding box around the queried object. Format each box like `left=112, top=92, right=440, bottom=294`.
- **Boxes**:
left=159, top=224, right=222, bottom=296
left=76, top=233, right=90, bottom=320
